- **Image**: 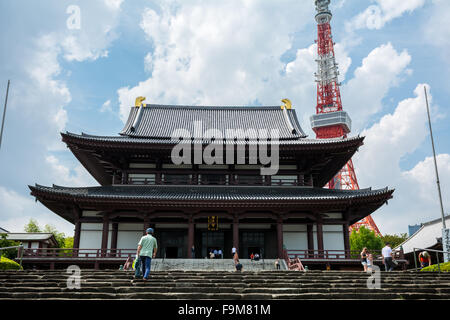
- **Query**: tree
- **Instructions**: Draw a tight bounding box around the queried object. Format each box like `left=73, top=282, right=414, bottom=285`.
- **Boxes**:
left=0, top=234, right=20, bottom=260
left=24, top=219, right=41, bottom=233
left=43, top=224, right=66, bottom=248
left=350, top=226, right=384, bottom=256
left=381, top=233, right=408, bottom=248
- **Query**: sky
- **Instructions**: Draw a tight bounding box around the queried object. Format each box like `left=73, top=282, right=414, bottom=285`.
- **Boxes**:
left=0, top=0, right=449, bottom=237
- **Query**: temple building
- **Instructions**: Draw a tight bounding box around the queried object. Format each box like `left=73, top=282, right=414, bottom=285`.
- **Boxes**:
left=29, top=101, right=394, bottom=262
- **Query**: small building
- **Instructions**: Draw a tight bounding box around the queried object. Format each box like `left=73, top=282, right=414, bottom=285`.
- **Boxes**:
left=3, top=233, right=58, bottom=249
left=397, top=215, right=450, bottom=266
left=0, top=227, right=9, bottom=233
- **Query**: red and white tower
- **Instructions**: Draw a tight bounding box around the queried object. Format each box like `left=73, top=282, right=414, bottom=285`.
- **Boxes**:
left=310, top=0, right=381, bottom=236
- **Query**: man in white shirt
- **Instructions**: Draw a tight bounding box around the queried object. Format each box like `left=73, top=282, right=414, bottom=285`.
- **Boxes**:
left=382, top=243, right=394, bottom=272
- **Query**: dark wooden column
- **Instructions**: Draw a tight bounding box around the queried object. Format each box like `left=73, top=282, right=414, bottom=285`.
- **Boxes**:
left=316, top=219, right=324, bottom=257
left=276, top=217, right=284, bottom=259
left=233, top=215, right=239, bottom=254
left=187, top=216, right=194, bottom=258
left=143, top=215, right=150, bottom=235
left=101, top=214, right=109, bottom=257
left=307, top=223, right=314, bottom=258
left=343, top=222, right=350, bottom=258
left=73, top=207, right=81, bottom=257
left=111, top=222, right=118, bottom=257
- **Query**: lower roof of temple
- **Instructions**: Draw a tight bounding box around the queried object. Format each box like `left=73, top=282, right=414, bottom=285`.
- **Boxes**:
left=29, top=184, right=394, bottom=225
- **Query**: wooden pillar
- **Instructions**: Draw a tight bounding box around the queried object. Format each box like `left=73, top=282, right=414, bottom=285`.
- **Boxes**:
left=233, top=216, right=239, bottom=254
left=111, top=222, right=118, bottom=257
left=343, top=222, right=350, bottom=258
left=73, top=207, right=81, bottom=257
left=276, top=217, right=284, bottom=259
left=101, top=214, right=109, bottom=257
left=307, top=224, right=314, bottom=258
left=317, top=220, right=324, bottom=257
left=143, top=215, right=150, bottom=235
left=187, top=216, right=194, bottom=258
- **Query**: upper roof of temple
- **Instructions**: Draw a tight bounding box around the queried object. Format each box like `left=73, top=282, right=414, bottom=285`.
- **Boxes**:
left=120, top=104, right=306, bottom=140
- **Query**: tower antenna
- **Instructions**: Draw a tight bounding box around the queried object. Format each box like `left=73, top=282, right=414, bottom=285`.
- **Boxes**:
left=310, top=0, right=381, bottom=235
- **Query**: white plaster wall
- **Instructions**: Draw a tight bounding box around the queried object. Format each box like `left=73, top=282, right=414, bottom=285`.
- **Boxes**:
left=30, top=242, right=39, bottom=249
left=283, top=232, right=308, bottom=250
left=323, top=225, right=345, bottom=251
left=117, top=231, right=143, bottom=250
left=323, top=232, right=345, bottom=251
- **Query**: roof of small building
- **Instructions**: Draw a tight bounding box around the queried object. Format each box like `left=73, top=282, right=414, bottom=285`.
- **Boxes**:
left=120, top=105, right=306, bottom=140
left=3, top=233, right=58, bottom=247
left=0, top=227, right=9, bottom=233
left=396, top=215, right=450, bottom=254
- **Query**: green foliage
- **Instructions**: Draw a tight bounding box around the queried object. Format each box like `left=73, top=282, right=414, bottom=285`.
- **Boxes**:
left=420, top=262, right=450, bottom=272
left=59, top=237, right=74, bottom=256
left=350, top=226, right=384, bottom=257
left=381, top=233, right=408, bottom=248
left=0, top=256, right=22, bottom=270
left=0, top=234, right=20, bottom=260
left=43, top=224, right=66, bottom=248
left=24, top=219, right=69, bottom=249
left=24, top=219, right=41, bottom=233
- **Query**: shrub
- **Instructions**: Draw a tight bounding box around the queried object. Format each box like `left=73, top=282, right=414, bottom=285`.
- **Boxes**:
left=420, top=262, right=450, bottom=272
left=0, top=256, right=23, bottom=270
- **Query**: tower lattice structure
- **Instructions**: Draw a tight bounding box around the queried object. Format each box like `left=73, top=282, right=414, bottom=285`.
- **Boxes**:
left=310, top=0, right=381, bottom=236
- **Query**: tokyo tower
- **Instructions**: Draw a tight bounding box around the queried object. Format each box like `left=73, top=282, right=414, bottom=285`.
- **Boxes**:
left=310, top=0, right=381, bottom=236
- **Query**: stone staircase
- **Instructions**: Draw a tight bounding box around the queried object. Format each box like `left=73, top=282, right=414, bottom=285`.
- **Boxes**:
left=149, top=258, right=285, bottom=271
left=1, top=269, right=449, bottom=300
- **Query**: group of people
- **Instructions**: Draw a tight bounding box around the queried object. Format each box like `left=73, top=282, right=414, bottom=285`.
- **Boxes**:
left=362, top=242, right=432, bottom=272
left=249, top=252, right=260, bottom=261
left=208, top=249, right=223, bottom=259
left=361, top=243, right=396, bottom=272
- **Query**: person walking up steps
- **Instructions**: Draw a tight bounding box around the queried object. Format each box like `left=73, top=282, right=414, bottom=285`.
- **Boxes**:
left=136, top=228, right=158, bottom=281
left=382, top=243, right=395, bottom=272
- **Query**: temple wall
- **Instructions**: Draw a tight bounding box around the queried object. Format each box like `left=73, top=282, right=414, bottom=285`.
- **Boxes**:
left=79, top=223, right=111, bottom=249
left=323, top=225, right=345, bottom=251
left=117, top=223, right=144, bottom=250
left=282, top=224, right=345, bottom=251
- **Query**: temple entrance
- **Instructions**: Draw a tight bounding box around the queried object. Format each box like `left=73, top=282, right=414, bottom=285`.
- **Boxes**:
left=241, top=231, right=265, bottom=259
left=158, top=230, right=187, bottom=258
left=200, top=231, right=225, bottom=259
left=165, top=247, right=178, bottom=258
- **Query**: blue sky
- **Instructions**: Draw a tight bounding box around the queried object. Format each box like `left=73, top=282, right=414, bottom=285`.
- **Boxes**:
left=0, top=0, right=449, bottom=236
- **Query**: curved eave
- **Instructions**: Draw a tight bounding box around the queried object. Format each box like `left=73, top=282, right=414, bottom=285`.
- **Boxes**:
left=29, top=184, right=394, bottom=224
left=61, top=131, right=364, bottom=150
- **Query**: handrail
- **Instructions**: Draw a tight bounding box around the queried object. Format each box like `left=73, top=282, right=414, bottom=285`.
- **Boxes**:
left=413, top=247, right=450, bottom=273
left=0, top=244, right=24, bottom=268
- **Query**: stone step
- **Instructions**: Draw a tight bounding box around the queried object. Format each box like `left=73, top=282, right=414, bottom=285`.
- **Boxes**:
left=3, top=285, right=450, bottom=295
left=0, top=291, right=448, bottom=300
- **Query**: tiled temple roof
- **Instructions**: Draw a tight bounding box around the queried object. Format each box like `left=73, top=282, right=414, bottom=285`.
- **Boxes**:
left=30, top=184, right=393, bottom=202
left=120, top=105, right=306, bottom=140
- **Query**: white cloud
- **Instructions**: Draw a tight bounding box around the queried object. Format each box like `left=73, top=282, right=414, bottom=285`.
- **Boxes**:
left=353, top=84, right=449, bottom=234
left=0, top=186, right=74, bottom=235
left=104, top=0, right=124, bottom=11
left=341, top=43, right=411, bottom=132
left=45, top=155, right=97, bottom=187
left=118, top=0, right=315, bottom=122
left=347, top=0, right=425, bottom=31
left=403, top=154, right=450, bottom=205
left=423, top=0, right=450, bottom=61
left=100, top=99, right=112, bottom=113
